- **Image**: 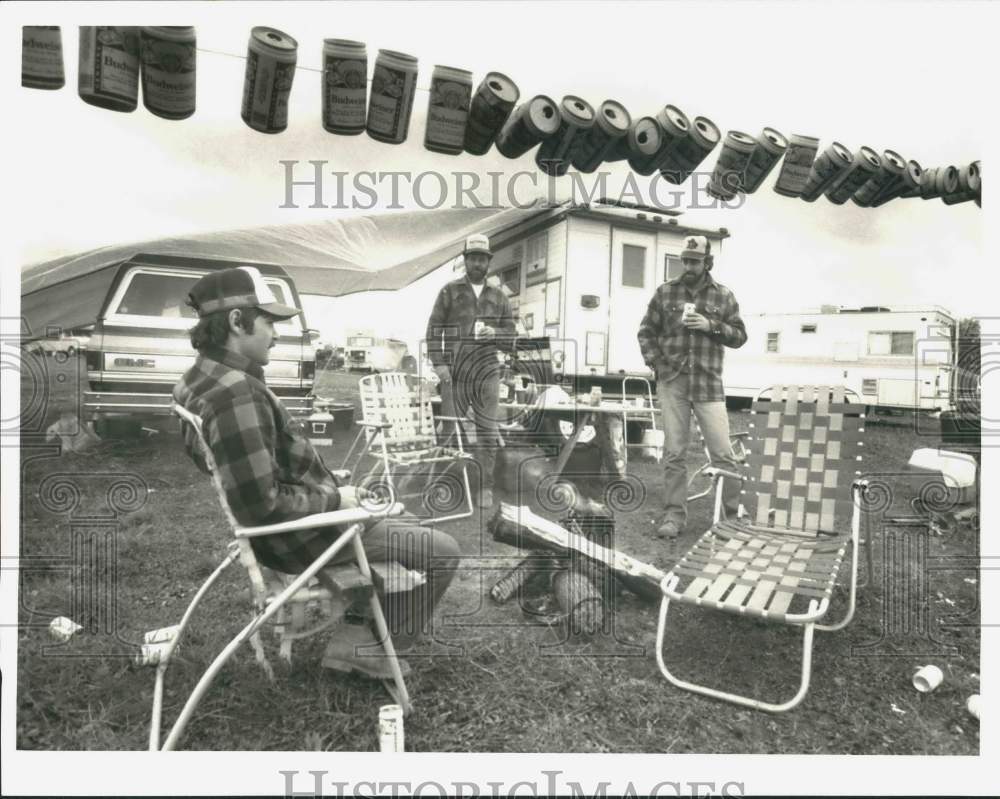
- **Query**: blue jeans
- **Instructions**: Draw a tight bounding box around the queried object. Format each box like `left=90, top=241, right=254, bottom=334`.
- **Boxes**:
left=656, top=373, right=742, bottom=528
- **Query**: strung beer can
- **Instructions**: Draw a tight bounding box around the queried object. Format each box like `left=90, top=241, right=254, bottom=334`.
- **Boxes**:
left=909, top=165, right=959, bottom=200
left=649, top=104, right=691, bottom=177
left=22, top=26, right=65, bottom=90
left=851, top=149, right=907, bottom=207
left=707, top=130, right=758, bottom=200
left=140, top=27, right=196, bottom=120
left=241, top=26, right=298, bottom=134
left=322, top=39, right=367, bottom=135
left=824, top=146, right=882, bottom=204
left=367, top=49, right=418, bottom=144
left=49, top=616, right=82, bottom=642
left=741, top=127, right=789, bottom=194
left=425, top=65, right=473, bottom=155
left=378, top=704, right=405, bottom=752
left=570, top=99, right=631, bottom=174
left=799, top=141, right=853, bottom=202
left=941, top=161, right=982, bottom=205
left=464, top=72, right=519, bottom=155
left=536, top=96, right=596, bottom=177
left=78, top=26, right=140, bottom=112
left=872, top=158, right=922, bottom=207
left=773, top=133, right=820, bottom=197
left=663, top=115, right=720, bottom=185
left=605, top=116, right=656, bottom=163
left=495, top=95, right=560, bottom=159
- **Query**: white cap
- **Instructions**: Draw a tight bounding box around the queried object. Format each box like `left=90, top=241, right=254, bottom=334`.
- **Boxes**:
left=680, top=235, right=710, bottom=261
left=464, top=233, right=492, bottom=257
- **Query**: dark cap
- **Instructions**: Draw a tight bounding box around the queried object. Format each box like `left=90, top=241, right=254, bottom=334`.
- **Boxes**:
left=186, top=266, right=300, bottom=320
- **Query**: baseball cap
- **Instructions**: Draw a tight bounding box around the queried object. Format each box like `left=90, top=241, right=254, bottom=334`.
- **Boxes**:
left=680, top=235, right=710, bottom=261
left=186, top=266, right=301, bottom=320
left=464, top=233, right=492, bottom=257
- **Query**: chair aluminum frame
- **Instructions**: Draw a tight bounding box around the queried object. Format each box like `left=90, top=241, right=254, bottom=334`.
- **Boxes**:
left=655, top=385, right=872, bottom=712
left=145, top=404, right=412, bottom=751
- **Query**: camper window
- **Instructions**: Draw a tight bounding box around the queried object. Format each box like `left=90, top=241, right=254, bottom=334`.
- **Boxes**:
left=801, top=323, right=817, bottom=334
left=501, top=265, right=521, bottom=296
left=622, top=244, right=646, bottom=288
left=766, top=332, right=780, bottom=352
left=664, top=255, right=683, bottom=282
left=868, top=331, right=915, bottom=356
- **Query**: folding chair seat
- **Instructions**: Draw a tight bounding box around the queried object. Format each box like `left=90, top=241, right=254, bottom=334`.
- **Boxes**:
left=138, top=404, right=418, bottom=751
left=343, top=372, right=474, bottom=523
left=656, top=385, right=873, bottom=712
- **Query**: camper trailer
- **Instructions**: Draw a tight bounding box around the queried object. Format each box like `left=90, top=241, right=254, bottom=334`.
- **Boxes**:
left=345, top=332, right=413, bottom=373
left=724, top=306, right=957, bottom=411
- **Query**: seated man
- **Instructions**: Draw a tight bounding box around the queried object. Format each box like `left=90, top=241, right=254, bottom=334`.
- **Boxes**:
left=173, top=265, right=460, bottom=677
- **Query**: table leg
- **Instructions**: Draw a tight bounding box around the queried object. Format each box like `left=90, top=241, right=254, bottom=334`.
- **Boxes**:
left=552, top=411, right=594, bottom=478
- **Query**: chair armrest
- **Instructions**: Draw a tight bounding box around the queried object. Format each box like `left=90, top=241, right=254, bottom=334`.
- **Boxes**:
left=730, top=431, right=751, bottom=439
left=330, top=469, right=351, bottom=481
left=435, top=416, right=468, bottom=422
left=356, top=420, right=392, bottom=430
left=705, top=467, right=746, bottom=482
left=234, top=502, right=404, bottom=538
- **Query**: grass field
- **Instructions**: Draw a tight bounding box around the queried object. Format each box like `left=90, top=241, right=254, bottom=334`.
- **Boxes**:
left=15, top=355, right=981, bottom=752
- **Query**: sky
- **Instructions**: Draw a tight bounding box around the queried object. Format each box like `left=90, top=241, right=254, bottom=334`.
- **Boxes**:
left=3, top=1, right=996, bottom=321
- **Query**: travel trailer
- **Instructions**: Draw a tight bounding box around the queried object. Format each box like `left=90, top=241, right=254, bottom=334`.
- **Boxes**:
left=725, top=306, right=957, bottom=411
left=345, top=332, right=413, bottom=373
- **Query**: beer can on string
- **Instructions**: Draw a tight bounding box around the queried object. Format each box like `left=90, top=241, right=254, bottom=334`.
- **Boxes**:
left=824, top=146, right=882, bottom=204
left=941, top=161, right=981, bottom=205
left=241, top=27, right=298, bottom=134
left=22, top=26, right=64, bottom=90
left=872, top=158, right=922, bottom=207
left=78, top=26, right=140, bottom=112
left=799, top=141, right=853, bottom=202
left=910, top=165, right=959, bottom=200
left=495, top=95, right=560, bottom=159
left=851, top=149, right=906, bottom=207
left=322, top=39, right=367, bottom=135
left=140, top=26, right=196, bottom=120
left=367, top=49, right=418, bottom=144
left=425, top=65, right=473, bottom=155
left=772, top=133, right=820, bottom=197
left=707, top=130, right=758, bottom=200
left=649, top=105, right=691, bottom=178
left=663, top=115, right=720, bottom=185
left=741, top=127, right=789, bottom=194
left=378, top=704, right=405, bottom=752
left=616, top=117, right=663, bottom=176
left=570, top=99, right=631, bottom=174
left=536, top=96, right=596, bottom=177
left=464, top=72, right=519, bottom=155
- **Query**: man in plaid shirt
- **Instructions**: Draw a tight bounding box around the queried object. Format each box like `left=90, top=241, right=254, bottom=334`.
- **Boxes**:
left=174, top=266, right=459, bottom=677
left=637, top=235, right=748, bottom=539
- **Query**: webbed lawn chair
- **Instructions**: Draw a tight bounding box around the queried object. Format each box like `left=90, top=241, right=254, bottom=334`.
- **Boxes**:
left=141, top=404, right=418, bottom=751
left=656, top=385, right=872, bottom=712
left=343, top=372, right=474, bottom=523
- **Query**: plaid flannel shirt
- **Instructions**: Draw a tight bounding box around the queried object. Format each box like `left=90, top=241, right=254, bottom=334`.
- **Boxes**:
left=637, top=273, right=747, bottom=402
left=173, top=347, right=343, bottom=573
left=426, top=277, right=516, bottom=376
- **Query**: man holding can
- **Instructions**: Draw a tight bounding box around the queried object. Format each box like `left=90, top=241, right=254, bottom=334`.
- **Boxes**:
left=426, top=234, right=517, bottom=509
left=637, top=235, right=747, bottom=540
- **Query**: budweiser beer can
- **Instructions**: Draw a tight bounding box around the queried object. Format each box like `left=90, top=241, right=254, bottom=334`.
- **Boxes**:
left=78, top=26, right=140, bottom=112
left=242, top=26, right=297, bottom=134
left=464, top=72, right=519, bottom=155
left=773, top=133, right=820, bottom=197
left=707, top=130, right=758, bottom=200
left=824, top=146, right=882, bottom=204
left=872, top=158, right=922, bottom=207
left=495, top=95, right=560, bottom=159
left=799, top=140, right=853, bottom=202
left=536, top=95, right=596, bottom=177
left=741, top=127, right=789, bottom=194
left=941, top=161, right=981, bottom=205
left=378, top=704, right=405, bottom=752
left=649, top=104, right=690, bottom=178
left=851, top=149, right=907, bottom=207
left=425, top=65, right=473, bottom=156
left=663, top=115, right=720, bottom=185
left=49, top=616, right=82, bottom=642
left=610, top=116, right=661, bottom=174
left=570, top=100, right=631, bottom=174
left=367, top=49, right=418, bottom=144
left=22, top=26, right=65, bottom=90
left=140, top=26, right=196, bottom=120
left=322, top=39, right=367, bottom=135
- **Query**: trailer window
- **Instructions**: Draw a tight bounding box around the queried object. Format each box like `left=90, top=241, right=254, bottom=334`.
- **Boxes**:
left=524, top=232, right=549, bottom=287
left=501, top=265, right=521, bottom=297
left=801, top=323, right=817, bottom=334
left=766, top=332, right=780, bottom=353
left=868, top=331, right=915, bottom=356
left=862, top=379, right=877, bottom=395
left=622, top=245, right=646, bottom=288
left=664, top=255, right=683, bottom=282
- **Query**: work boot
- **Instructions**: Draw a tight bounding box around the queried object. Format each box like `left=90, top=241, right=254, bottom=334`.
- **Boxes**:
left=321, top=623, right=411, bottom=680
left=478, top=488, right=494, bottom=509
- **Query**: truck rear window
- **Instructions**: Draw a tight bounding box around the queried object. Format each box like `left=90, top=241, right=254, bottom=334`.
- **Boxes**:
left=117, top=273, right=198, bottom=318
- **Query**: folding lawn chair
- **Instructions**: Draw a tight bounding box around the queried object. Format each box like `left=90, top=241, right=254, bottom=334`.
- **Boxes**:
left=342, top=372, right=474, bottom=523
left=140, top=404, right=418, bottom=751
left=656, top=385, right=873, bottom=712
